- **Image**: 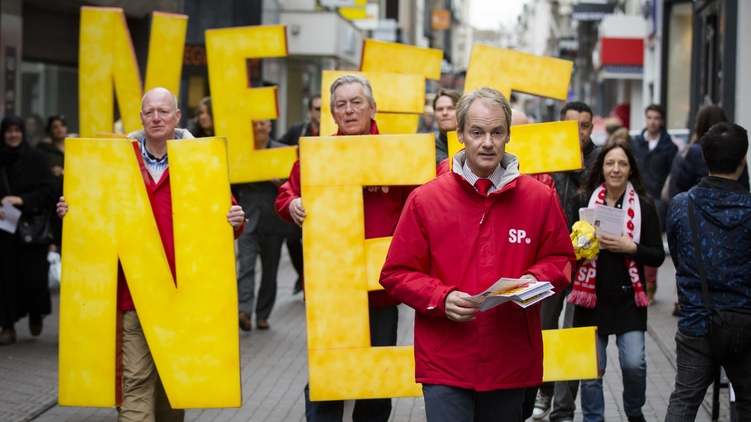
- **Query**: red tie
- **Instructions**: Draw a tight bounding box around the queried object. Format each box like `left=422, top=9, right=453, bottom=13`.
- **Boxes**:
left=475, top=179, right=493, bottom=196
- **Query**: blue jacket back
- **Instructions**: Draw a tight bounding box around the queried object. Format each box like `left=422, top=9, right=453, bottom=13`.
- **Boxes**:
left=667, top=176, right=751, bottom=337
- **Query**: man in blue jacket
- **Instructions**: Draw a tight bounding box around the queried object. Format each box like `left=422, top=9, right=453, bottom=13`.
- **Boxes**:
left=665, top=122, right=751, bottom=421
left=630, top=104, right=678, bottom=228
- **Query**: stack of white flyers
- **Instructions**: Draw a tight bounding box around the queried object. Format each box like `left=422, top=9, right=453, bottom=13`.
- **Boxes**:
left=465, top=278, right=555, bottom=311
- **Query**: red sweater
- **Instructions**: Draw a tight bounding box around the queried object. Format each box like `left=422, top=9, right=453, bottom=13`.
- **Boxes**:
left=274, top=120, right=411, bottom=307
left=118, top=143, right=242, bottom=311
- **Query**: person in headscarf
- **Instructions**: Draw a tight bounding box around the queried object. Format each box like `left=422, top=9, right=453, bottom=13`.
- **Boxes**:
left=0, top=115, right=57, bottom=345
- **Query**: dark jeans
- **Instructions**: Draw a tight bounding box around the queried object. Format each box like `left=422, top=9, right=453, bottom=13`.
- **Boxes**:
left=286, top=224, right=303, bottom=288
left=422, top=384, right=525, bottom=422
left=304, top=306, right=398, bottom=422
left=665, top=331, right=751, bottom=421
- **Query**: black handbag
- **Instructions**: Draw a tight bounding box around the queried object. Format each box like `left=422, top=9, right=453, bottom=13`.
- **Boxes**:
left=1, top=168, right=54, bottom=245
left=688, top=198, right=751, bottom=362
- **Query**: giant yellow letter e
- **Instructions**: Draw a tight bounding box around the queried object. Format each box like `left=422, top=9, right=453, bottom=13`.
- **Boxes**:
left=300, top=134, right=435, bottom=400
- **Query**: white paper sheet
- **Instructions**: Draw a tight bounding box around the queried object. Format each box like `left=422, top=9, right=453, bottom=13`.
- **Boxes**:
left=0, top=203, right=21, bottom=234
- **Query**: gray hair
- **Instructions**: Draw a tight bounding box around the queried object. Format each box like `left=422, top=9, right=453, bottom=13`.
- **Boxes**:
left=456, top=87, right=512, bottom=131
left=329, top=74, right=375, bottom=110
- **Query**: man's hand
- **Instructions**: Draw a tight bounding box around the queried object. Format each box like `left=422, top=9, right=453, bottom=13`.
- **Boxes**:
left=520, top=274, right=538, bottom=284
left=444, top=291, right=481, bottom=322
left=57, top=197, right=68, bottom=218
left=1, top=196, right=23, bottom=207
left=227, top=205, right=245, bottom=231
left=52, top=166, right=64, bottom=177
left=599, top=232, right=637, bottom=254
left=270, top=177, right=284, bottom=188
left=289, top=198, right=306, bottom=227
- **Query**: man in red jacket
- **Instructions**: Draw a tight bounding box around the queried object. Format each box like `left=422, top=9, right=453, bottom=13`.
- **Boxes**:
left=57, top=87, right=245, bottom=422
left=275, top=74, right=411, bottom=422
left=380, top=87, right=575, bottom=422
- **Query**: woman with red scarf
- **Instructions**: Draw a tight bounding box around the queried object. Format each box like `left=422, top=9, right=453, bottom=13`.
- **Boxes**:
left=568, top=140, right=665, bottom=422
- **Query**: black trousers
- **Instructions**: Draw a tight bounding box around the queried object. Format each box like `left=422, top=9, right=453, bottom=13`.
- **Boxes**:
left=423, top=384, right=525, bottom=422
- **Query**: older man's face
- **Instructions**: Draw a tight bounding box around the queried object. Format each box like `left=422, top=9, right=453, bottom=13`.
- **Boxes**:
left=331, top=83, right=376, bottom=135
left=458, top=100, right=509, bottom=178
left=140, top=90, right=180, bottom=141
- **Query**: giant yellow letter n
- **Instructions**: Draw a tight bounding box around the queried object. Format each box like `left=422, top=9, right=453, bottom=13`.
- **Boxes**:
left=58, top=138, right=240, bottom=408
left=301, top=134, right=435, bottom=400
left=79, top=7, right=187, bottom=137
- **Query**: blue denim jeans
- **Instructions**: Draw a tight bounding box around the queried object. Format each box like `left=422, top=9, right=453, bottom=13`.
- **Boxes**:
left=665, top=331, right=751, bottom=421
left=580, top=331, right=646, bottom=422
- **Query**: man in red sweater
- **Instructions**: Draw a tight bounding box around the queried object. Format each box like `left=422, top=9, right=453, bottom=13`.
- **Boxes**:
left=275, top=74, right=411, bottom=422
left=380, top=87, right=575, bottom=422
left=57, top=87, right=244, bottom=422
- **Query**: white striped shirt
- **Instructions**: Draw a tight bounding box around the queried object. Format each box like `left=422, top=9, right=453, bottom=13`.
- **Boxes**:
left=461, top=161, right=505, bottom=195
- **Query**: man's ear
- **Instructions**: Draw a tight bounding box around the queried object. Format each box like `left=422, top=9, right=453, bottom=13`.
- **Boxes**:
left=370, top=101, right=377, bottom=119
left=175, top=109, right=182, bottom=122
left=457, top=129, right=464, bottom=144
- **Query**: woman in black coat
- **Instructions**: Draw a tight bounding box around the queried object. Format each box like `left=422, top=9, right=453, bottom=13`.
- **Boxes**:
left=0, top=115, right=57, bottom=345
left=568, top=139, right=665, bottom=422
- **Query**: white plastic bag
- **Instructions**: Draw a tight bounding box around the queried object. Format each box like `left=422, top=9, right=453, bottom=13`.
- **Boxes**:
left=48, top=251, right=61, bottom=289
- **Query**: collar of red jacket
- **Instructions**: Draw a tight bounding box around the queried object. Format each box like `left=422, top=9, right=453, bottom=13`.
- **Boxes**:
left=335, top=119, right=379, bottom=136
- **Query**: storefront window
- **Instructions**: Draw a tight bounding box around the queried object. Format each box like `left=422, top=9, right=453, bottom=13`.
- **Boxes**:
left=21, top=61, right=79, bottom=136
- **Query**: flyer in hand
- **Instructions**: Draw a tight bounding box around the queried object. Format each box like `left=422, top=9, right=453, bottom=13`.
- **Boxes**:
left=466, top=278, right=555, bottom=311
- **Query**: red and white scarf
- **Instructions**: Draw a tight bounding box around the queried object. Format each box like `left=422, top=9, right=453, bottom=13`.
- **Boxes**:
left=567, top=182, right=650, bottom=309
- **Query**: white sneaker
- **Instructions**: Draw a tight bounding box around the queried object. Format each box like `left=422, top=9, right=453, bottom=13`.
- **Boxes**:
left=532, top=393, right=551, bottom=420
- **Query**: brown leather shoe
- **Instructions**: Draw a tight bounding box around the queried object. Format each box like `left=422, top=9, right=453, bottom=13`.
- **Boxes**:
left=256, top=318, right=270, bottom=330
left=29, top=315, right=43, bottom=336
left=0, top=327, right=16, bottom=345
left=239, top=312, right=252, bottom=332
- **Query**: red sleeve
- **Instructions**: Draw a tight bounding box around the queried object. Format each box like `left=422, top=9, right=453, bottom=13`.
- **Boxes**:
left=436, top=159, right=450, bottom=177
left=231, top=195, right=244, bottom=239
left=522, top=187, right=575, bottom=293
left=379, top=190, right=456, bottom=318
left=275, top=160, right=301, bottom=223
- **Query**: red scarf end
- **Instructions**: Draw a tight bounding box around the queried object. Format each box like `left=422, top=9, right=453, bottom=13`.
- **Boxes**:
left=567, top=290, right=597, bottom=309
left=634, top=291, right=650, bottom=307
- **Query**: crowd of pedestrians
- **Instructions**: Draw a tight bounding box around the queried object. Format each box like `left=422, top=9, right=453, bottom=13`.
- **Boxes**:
left=0, top=74, right=749, bottom=422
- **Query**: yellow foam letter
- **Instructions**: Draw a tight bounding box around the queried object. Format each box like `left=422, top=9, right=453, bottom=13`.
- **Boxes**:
left=59, top=138, right=240, bottom=408
left=360, top=39, right=443, bottom=80
left=78, top=7, right=187, bottom=137
left=205, top=25, right=297, bottom=183
left=301, top=134, right=435, bottom=400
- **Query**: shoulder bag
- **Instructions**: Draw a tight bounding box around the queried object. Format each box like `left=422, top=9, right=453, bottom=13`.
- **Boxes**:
left=0, top=167, right=54, bottom=245
left=688, top=198, right=751, bottom=362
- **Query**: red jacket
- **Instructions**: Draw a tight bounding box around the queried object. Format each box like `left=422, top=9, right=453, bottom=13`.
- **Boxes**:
left=118, top=142, right=243, bottom=311
left=274, top=120, right=410, bottom=307
left=380, top=152, right=575, bottom=390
